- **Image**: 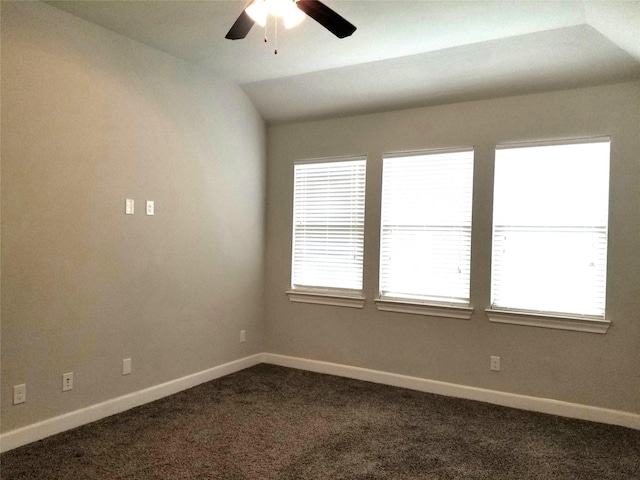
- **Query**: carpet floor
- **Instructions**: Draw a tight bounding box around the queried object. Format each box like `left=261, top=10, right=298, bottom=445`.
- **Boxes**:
left=1, top=364, right=639, bottom=479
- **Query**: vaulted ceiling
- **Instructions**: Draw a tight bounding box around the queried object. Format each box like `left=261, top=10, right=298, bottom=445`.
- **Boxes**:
left=47, top=1, right=640, bottom=123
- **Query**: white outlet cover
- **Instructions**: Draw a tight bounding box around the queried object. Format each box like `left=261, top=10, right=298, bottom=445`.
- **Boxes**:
left=125, top=198, right=135, bottom=215
left=13, top=384, right=26, bottom=405
left=62, top=372, right=74, bottom=391
left=146, top=200, right=154, bottom=216
left=490, top=356, right=501, bottom=371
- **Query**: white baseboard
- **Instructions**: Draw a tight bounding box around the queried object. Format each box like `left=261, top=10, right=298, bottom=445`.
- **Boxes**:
left=3, top=352, right=638, bottom=453
left=262, top=353, right=640, bottom=431
left=0, top=354, right=263, bottom=453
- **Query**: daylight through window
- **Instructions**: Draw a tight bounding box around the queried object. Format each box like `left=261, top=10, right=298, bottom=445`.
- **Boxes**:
left=291, top=157, right=366, bottom=291
left=379, top=149, right=474, bottom=304
left=491, top=139, right=610, bottom=318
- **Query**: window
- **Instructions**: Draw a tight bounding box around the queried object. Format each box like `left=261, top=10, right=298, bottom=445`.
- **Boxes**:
left=489, top=138, right=610, bottom=329
left=289, top=157, right=366, bottom=306
left=377, top=149, right=474, bottom=317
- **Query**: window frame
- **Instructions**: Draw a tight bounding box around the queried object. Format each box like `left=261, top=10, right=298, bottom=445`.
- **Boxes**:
left=486, top=137, right=611, bottom=333
left=287, top=155, right=367, bottom=308
left=375, top=147, right=475, bottom=320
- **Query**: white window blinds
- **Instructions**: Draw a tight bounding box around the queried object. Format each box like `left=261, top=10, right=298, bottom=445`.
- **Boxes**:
left=379, top=149, right=474, bottom=304
left=491, top=139, right=610, bottom=317
left=292, top=157, right=367, bottom=291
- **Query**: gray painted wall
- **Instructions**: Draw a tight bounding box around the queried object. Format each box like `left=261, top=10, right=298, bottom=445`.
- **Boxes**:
left=1, top=1, right=266, bottom=432
left=265, top=82, right=640, bottom=415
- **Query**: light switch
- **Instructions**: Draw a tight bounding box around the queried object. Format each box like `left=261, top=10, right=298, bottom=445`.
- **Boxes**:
left=123, top=358, right=132, bottom=375
left=146, top=200, right=154, bottom=216
left=125, top=199, right=135, bottom=215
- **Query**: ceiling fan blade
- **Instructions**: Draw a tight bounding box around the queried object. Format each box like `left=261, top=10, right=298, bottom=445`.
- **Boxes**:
left=295, top=0, right=356, bottom=39
left=225, top=9, right=255, bottom=40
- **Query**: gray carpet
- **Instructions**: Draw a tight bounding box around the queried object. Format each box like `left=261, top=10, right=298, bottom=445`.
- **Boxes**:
left=1, top=364, right=639, bottom=479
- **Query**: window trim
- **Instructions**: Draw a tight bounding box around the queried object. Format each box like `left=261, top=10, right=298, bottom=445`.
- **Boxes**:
left=289, top=154, right=367, bottom=302
left=375, top=297, right=473, bottom=319
left=495, top=135, right=611, bottom=150
left=378, top=147, right=475, bottom=307
left=286, top=289, right=366, bottom=308
left=383, top=146, right=475, bottom=159
left=489, top=136, right=611, bottom=332
left=485, top=308, right=611, bottom=334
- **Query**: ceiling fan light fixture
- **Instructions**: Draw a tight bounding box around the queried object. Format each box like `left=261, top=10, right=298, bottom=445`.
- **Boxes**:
left=283, top=4, right=305, bottom=29
left=225, top=0, right=355, bottom=41
left=246, top=0, right=268, bottom=26
left=246, top=0, right=305, bottom=29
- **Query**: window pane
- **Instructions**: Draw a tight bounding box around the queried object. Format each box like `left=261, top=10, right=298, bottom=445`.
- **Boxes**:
left=491, top=140, right=610, bottom=317
left=380, top=150, right=474, bottom=304
left=292, top=158, right=366, bottom=291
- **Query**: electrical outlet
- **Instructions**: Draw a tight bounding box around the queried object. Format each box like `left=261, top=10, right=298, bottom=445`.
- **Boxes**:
left=240, top=330, right=246, bottom=343
left=62, top=372, right=74, bottom=392
left=13, top=384, right=26, bottom=405
left=146, top=200, right=154, bottom=216
left=122, top=358, right=132, bottom=375
left=490, top=356, right=501, bottom=372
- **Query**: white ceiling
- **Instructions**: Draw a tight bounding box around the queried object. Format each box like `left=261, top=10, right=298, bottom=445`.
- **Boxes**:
left=47, top=0, right=640, bottom=124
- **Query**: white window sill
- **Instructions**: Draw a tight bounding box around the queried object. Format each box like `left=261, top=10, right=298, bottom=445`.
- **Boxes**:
left=485, top=308, right=610, bottom=334
left=374, top=298, right=473, bottom=320
left=286, top=290, right=365, bottom=309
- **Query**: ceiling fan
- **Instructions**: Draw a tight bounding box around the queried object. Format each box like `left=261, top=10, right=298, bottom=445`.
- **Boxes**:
left=225, top=0, right=356, bottom=41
